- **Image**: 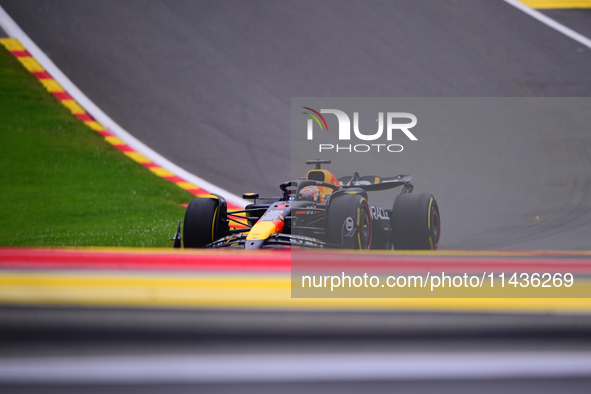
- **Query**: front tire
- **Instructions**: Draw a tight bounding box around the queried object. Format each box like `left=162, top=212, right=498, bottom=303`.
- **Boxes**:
left=391, top=193, right=440, bottom=250
left=326, top=194, right=372, bottom=249
left=183, top=196, right=228, bottom=248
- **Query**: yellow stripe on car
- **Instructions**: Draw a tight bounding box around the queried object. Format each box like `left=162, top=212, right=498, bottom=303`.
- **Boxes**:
left=246, top=221, right=279, bottom=241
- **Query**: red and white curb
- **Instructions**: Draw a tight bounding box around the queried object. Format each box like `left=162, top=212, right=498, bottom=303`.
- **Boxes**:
left=0, top=6, right=245, bottom=213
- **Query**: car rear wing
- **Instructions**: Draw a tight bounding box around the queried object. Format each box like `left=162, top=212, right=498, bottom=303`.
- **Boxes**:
left=338, top=173, right=414, bottom=193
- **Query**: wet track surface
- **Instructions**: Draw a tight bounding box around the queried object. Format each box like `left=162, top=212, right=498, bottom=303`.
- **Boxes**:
left=1, top=0, right=591, bottom=392
left=2, top=0, right=591, bottom=250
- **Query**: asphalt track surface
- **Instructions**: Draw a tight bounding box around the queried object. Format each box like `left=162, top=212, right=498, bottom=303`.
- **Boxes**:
left=2, top=0, right=591, bottom=250
left=1, top=0, right=591, bottom=392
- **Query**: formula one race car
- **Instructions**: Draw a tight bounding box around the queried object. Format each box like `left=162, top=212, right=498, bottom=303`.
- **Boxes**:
left=179, top=160, right=440, bottom=250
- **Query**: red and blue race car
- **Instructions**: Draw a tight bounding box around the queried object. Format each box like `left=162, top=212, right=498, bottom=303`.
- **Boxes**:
left=179, top=159, right=440, bottom=250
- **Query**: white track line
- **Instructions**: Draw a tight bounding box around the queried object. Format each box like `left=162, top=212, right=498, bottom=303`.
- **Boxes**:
left=504, top=0, right=591, bottom=49
left=0, top=6, right=245, bottom=208
left=1, top=352, right=591, bottom=383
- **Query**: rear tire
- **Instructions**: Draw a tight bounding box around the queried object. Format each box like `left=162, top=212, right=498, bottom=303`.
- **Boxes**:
left=183, top=196, right=228, bottom=248
left=391, top=193, right=440, bottom=250
left=326, top=194, right=372, bottom=249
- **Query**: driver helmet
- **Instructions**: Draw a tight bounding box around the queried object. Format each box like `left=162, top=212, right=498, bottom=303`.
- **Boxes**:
left=298, top=185, right=321, bottom=202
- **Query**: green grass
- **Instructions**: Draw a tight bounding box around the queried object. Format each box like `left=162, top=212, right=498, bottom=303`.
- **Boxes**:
left=0, top=45, right=195, bottom=247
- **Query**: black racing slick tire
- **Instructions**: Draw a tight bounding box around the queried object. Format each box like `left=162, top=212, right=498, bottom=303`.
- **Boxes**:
left=326, top=193, right=372, bottom=249
left=183, top=196, right=228, bottom=248
left=391, top=193, right=440, bottom=250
